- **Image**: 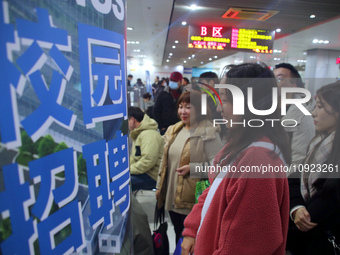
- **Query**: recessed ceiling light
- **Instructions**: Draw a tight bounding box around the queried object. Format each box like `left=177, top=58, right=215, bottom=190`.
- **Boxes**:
left=303, top=52, right=307, bottom=55
left=182, top=21, right=187, bottom=25
left=127, top=27, right=134, bottom=30
left=172, top=46, right=176, bottom=49
left=166, top=60, right=169, bottom=62
left=188, top=57, right=191, bottom=59
left=312, top=39, right=318, bottom=43
left=131, top=41, right=136, bottom=44
left=209, top=58, right=212, bottom=61
left=133, top=49, right=141, bottom=52
left=136, top=41, right=140, bottom=44
left=184, top=60, right=187, bottom=63
left=276, top=28, right=281, bottom=33
left=190, top=4, right=198, bottom=10
left=214, top=56, right=218, bottom=58
left=169, top=53, right=173, bottom=56
left=192, top=54, right=195, bottom=58
left=324, top=40, right=329, bottom=44
left=310, top=14, right=316, bottom=18
left=175, top=40, right=179, bottom=43
left=201, top=62, right=204, bottom=64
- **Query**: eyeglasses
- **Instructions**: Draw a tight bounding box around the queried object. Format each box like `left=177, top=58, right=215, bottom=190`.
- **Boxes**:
left=276, top=77, right=291, bottom=84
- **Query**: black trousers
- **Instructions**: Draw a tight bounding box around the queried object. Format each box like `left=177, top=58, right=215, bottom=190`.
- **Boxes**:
left=169, top=211, right=187, bottom=246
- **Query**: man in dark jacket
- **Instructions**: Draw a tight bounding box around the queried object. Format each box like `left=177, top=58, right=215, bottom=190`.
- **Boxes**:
left=153, top=78, right=167, bottom=102
left=153, top=72, right=182, bottom=135
left=169, top=71, right=183, bottom=104
left=127, top=74, right=133, bottom=87
left=151, top=76, right=159, bottom=96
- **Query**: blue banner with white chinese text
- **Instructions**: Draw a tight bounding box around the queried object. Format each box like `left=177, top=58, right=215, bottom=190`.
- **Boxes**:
left=0, top=0, right=131, bottom=254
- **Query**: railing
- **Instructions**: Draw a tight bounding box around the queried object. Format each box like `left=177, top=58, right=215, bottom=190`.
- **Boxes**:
left=127, top=86, right=148, bottom=109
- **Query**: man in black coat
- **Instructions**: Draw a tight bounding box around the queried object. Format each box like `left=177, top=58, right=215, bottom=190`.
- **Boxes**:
left=153, top=72, right=182, bottom=135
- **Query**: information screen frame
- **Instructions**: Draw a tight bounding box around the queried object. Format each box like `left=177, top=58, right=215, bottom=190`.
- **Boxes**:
left=188, top=25, right=275, bottom=54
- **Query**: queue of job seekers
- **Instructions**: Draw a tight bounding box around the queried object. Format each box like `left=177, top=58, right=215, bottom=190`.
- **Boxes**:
left=128, top=64, right=340, bottom=255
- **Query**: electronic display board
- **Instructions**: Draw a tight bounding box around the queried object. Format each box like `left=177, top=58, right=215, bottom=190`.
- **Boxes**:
left=188, top=25, right=275, bottom=53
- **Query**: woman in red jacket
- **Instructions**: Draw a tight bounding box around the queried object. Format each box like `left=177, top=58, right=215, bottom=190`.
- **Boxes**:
left=181, top=63, right=291, bottom=255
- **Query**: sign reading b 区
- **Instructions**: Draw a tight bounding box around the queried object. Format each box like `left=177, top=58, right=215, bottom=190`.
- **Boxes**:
left=188, top=25, right=275, bottom=53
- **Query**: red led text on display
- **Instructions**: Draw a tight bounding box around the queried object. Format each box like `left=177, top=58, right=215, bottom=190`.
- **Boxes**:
left=188, top=25, right=275, bottom=53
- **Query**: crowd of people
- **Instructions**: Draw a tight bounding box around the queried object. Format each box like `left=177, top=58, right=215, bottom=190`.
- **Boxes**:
left=127, top=62, right=340, bottom=254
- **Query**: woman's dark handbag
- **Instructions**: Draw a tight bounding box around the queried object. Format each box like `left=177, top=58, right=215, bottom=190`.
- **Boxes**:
left=152, top=204, right=169, bottom=255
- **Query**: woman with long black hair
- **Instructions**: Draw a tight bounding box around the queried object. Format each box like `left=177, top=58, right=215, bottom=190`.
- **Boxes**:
left=287, top=81, right=340, bottom=255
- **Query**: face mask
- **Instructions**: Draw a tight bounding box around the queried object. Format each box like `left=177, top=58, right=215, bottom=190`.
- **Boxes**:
left=169, top=81, right=178, bottom=89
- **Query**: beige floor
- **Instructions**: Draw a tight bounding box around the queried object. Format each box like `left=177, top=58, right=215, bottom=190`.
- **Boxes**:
left=135, top=190, right=177, bottom=254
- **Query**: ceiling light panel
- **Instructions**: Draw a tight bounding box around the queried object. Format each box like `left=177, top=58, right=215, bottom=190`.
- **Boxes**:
left=222, top=7, right=279, bottom=21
